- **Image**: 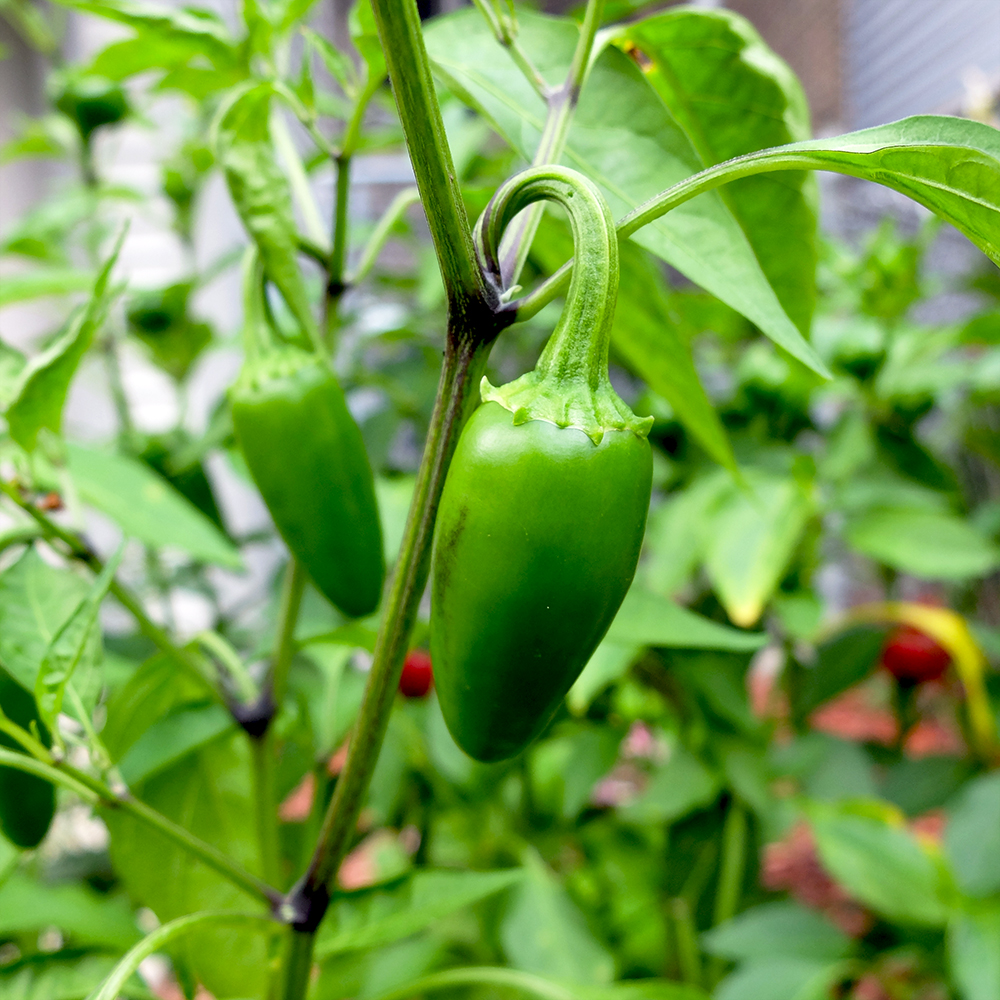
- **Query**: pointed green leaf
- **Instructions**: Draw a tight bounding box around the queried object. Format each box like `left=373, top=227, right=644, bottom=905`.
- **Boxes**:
left=0, top=267, right=93, bottom=307
left=5, top=237, right=122, bottom=451
left=607, top=585, right=768, bottom=651
left=316, top=868, right=523, bottom=958
left=423, top=8, right=829, bottom=377
left=35, top=545, right=121, bottom=732
left=0, top=547, right=93, bottom=694
left=612, top=7, right=817, bottom=334
left=703, top=471, right=813, bottom=627
left=66, top=443, right=241, bottom=569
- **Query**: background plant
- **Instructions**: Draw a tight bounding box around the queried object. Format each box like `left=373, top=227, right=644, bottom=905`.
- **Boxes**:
left=0, top=1, right=998, bottom=999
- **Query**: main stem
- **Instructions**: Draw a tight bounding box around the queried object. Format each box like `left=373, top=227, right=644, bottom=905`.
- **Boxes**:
left=280, top=328, right=494, bottom=974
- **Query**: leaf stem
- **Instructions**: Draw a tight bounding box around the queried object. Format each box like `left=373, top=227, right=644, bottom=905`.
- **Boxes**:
left=0, top=746, right=281, bottom=907
left=346, top=186, right=421, bottom=286
left=510, top=148, right=845, bottom=323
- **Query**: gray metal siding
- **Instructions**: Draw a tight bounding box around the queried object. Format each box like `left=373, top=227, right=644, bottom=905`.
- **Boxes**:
left=846, top=0, right=1000, bottom=127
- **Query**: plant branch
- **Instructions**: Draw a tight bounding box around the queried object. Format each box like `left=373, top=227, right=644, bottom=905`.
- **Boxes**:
left=271, top=557, right=307, bottom=712
left=369, top=0, right=491, bottom=319
left=470, top=0, right=550, bottom=101
left=497, top=0, right=605, bottom=286
left=346, top=186, right=420, bottom=286
left=0, top=747, right=281, bottom=907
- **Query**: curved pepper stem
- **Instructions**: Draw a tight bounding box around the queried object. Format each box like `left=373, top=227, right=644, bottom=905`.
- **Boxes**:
left=474, top=166, right=652, bottom=443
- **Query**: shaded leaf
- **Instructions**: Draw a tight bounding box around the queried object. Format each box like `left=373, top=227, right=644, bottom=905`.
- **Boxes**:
left=844, top=507, right=1000, bottom=581
left=808, top=801, right=950, bottom=927
left=0, top=871, right=140, bottom=950
left=703, top=472, right=813, bottom=627
left=945, top=772, right=1000, bottom=897
left=35, top=544, right=121, bottom=732
left=606, top=585, right=768, bottom=651
left=619, top=744, right=719, bottom=824
left=502, top=851, right=615, bottom=983
left=66, top=443, right=241, bottom=568
left=0, top=547, right=93, bottom=694
left=316, top=868, right=523, bottom=958
left=715, top=957, right=847, bottom=1000
left=948, top=904, right=1000, bottom=1000
left=5, top=239, right=121, bottom=451
left=703, top=901, right=852, bottom=962
left=103, top=734, right=268, bottom=999
left=117, top=702, right=234, bottom=785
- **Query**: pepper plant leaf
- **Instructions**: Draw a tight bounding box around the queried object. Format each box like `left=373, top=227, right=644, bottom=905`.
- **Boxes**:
left=5, top=235, right=122, bottom=451
left=423, top=7, right=830, bottom=378
left=35, top=544, right=121, bottom=733
left=611, top=7, right=818, bottom=335
left=66, top=443, right=242, bottom=569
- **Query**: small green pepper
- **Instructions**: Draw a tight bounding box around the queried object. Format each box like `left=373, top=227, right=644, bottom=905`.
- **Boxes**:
left=54, top=75, right=129, bottom=141
left=431, top=167, right=653, bottom=762
left=0, top=667, right=55, bottom=849
left=230, top=256, right=383, bottom=617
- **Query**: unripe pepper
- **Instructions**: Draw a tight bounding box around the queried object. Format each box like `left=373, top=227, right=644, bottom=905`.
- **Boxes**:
left=230, top=254, right=384, bottom=618
left=0, top=667, right=55, bottom=848
left=54, top=74, right=129, bottom=141
left=431, top=167, right=653, bottom=762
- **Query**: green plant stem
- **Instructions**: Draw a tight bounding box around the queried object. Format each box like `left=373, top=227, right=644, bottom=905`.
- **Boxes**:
left=0, top=480, right=219, bottom=698
left=272, top=109, right=328, bottom=249
left=0, top=746, right=281, bottom=906
left=197, top=630, right=258, bottom=703
left=708, top=799, right=748, bottom=984
left=497, top=0, right=605, bottom=286
left=470, top=0, right=550, bottom=101
left=90, top=911, right=277, bottom=1000
left=713, top=800, right=747, bottom=927
left=670, top=896, right=703, bottom=987
left=283, top=330, right=494, bottom=940
left=346, top=186, right=420, bottom=286
left=369, top=0, right=488, bottom=316
left=251, top=733, right=281, bottom=889
left=271, top=557, right=307, bottom=712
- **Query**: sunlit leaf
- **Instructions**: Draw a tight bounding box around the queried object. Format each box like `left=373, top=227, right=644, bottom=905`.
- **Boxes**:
left=423, top=8, right=829, bottom=378
left=612, top=7, right=817, bottom=334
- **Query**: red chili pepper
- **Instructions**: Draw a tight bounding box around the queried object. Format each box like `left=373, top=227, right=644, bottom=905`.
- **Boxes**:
left=399, top=649, right=433, bottom=698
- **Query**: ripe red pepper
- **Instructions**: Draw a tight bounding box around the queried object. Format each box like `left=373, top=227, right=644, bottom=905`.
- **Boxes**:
left=881, top=625, right=951, bottom=684
left=399, top=649, right=433, bottom=698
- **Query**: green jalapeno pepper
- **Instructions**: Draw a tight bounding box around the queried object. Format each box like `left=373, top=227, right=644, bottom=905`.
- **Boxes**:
left=230, top=256, right=384, bottom=619
left=0, top=667, right=55, bottom=849
left=431, top=167, right=653, bottom=762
